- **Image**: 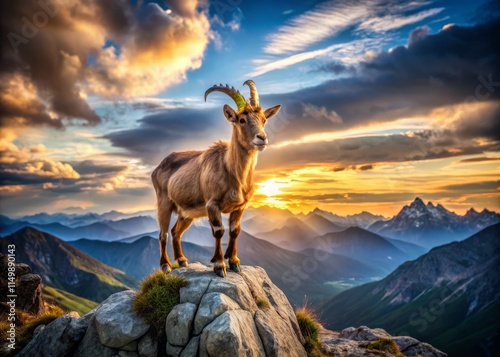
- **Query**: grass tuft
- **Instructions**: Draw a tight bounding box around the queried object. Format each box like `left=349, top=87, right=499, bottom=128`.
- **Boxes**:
left=1, top=306, right=65, bottom=356
left=256, top=298, right=270, bottom=309
left=367, top=338, right=405, bottom=357
left=296, top=305, right=326, bottom=357
left=132, top=270, right=188, bottom=335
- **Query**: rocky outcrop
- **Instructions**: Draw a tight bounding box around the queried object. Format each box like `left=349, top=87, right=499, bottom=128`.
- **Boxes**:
left=320, top=326, right=447, bottom=357
left=17, top=263, right=447, bottom=357
left=18, top=263, right=307, bottom=357
left=0, top=253, right=45, bottom=315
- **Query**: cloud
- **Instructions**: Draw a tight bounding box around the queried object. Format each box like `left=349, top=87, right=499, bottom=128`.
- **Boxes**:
left=357, top=7, right=444, bottom=33
left=264, top=1, right=373, bottom=55
left=0, top=0, right=211, bottom=128
left=458, top=157, right=500, bottom=163
left=258, top=121, right=500, bottom=172
left=262, top=0, right=442, bottom=56
left=440, top=181, right=500, bottom=192
left=104, top=107, right=230, bottom=164
left=263, top=18, right=500, bottom=143
left=0, top=160, right=80, bottom=185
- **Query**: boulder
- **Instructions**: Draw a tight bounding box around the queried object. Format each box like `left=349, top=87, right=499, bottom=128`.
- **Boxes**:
left=18, top=312, right=88, bottom=357
left=94, top=290, right=150, bottom=348
left=165, top=302, right=197, bottom=347
left=180, top=336, right=200, bottom=357
left=0, top=254, right=45, bottom=315
left=200, top=310, right=265, bottom=357
left=75, top=315, right=116, bottom=357
left=320, top=326, right=447, bottom=357
left=193, top=292, right=240, bottom=334
left=137, top=331, right=158, bottom=357
left=17, top=273, right=45, bottom=314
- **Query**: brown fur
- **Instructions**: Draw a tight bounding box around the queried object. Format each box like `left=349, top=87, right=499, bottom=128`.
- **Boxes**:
left=152, top=102, right=281, bottom=276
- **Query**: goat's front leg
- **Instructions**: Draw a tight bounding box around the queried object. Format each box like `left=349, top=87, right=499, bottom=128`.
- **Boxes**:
left=207, top=200, right=226, bottom=277
left=225, top=208, right=244, bottom=273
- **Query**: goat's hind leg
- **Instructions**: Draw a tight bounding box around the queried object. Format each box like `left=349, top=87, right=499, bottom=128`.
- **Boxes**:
left=171, top=214, right=193, bottom=267
left=158, top=197, right=175, bottom=273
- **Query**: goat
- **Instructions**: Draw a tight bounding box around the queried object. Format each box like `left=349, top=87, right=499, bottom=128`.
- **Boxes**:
left=151, top=80, right=281, bottom=277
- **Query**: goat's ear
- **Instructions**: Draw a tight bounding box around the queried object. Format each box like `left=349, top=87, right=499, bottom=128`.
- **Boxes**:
left=264, top=104, right=281, bottom=120
left=223, top=104, right=238, bottom=123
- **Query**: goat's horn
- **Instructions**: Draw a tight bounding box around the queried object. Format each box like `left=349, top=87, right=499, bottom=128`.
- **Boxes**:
left=243, top=79, right=259, bottom=107
left=204, top=84, right=247, bottom=112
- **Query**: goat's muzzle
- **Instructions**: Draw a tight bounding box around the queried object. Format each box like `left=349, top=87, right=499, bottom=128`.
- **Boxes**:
left=253, top=134, right=268, bottom=151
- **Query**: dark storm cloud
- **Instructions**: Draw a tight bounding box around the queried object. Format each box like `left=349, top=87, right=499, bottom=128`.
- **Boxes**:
left=458, top=157, right=500, bottom=163
left=258, top=131, right=500, bottom=171
left=440, top=181, right=500, bottom=192
left=314, top=61, right=356, bottom=75
left=0, top=0, right=210, bottom=128
left=0, top=164, right=78, bottom=186
left=70, top=160, right=128, bottom=176
left=265, top=17, right=500, bottom=143
left=104, top=107, right=230, bottom=164
left=358, top=164, right=373, bottom=171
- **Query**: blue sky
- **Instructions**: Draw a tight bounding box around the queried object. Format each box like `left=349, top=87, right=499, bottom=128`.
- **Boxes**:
left=1, top=0, right=499, bottom=216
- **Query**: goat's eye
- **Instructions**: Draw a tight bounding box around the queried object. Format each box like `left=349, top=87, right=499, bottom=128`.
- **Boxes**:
left=239, top=118, right=246, bottom=124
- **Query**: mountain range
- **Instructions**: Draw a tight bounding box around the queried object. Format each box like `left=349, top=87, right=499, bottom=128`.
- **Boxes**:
left=369, top=197, right=500, bottom=248
left=319, top=223, right=500, bottom=357
left=1, top=198, right=499, bottom=355
left=0, top=227, right=138, bottom=302
left=69, top=229, right=383, bottom=306
left=2, top=198, right=498, bottom=250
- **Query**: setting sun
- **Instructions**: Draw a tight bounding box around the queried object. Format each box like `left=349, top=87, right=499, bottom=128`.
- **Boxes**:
left=257, top=179, right=287, bottom=197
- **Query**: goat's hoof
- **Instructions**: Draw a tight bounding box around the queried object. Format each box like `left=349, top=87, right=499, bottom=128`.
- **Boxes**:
left=161, top=264, right=172, bottom=274
left=178, top=259, right=188, bottom=268
left=230, top=264, right=241, bottom=273
left=213, top=262, right=227, bottom=278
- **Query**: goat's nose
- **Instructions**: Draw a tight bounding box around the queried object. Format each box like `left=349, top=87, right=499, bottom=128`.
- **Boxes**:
left=256, top=134, right=267, bottom=141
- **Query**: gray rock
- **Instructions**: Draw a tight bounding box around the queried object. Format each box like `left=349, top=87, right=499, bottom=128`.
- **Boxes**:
left=118, top=351, right=139, bottom=357
left=393, top=335, right=420, bottom=351
left=75, top=317, right=116, bottom=357
left=19, top=312, right=88, bottom=357
left=200, top=310, right=265, bottom=357
left=321, top=336, right=375, bottom=357
left=138, top=331, right=158, bottom=357
left=180, top=336, right=200, bottom=357
left=121, top=340, right=138, bottom=351
left=320, top=327, right=447, bottom=357
left=193, top=292, right=240, bottom=334
left=95, top=290, right=150, bottom=348
left=17, top=273, right=45, bottom=315
left=166, top=302, right=197, bottom=346
left=166, top=342, right=183, bottom=357
left=254, top=309, right=307, bottom=357
left=240, top=266, right=304, bottom=345
left=174, top=263, right=258, bottom=310
left=340, top=325, right=392, bottom=341
left=179, top=277, right=210, bottom=305
left=403, top=341, right=448, bottom=357
left=205, top=273, right=257, bottom=311
left=33, top=324, right=45, bottom=337
left=15, top=263, right=31, bottom=276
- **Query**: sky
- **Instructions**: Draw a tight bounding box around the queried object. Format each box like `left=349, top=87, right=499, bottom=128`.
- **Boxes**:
left=0, top=0, right=499, bottom=217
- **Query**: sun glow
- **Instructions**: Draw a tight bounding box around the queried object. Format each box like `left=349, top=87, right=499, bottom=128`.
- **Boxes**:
left=258, top=179, right=287, bottom=197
